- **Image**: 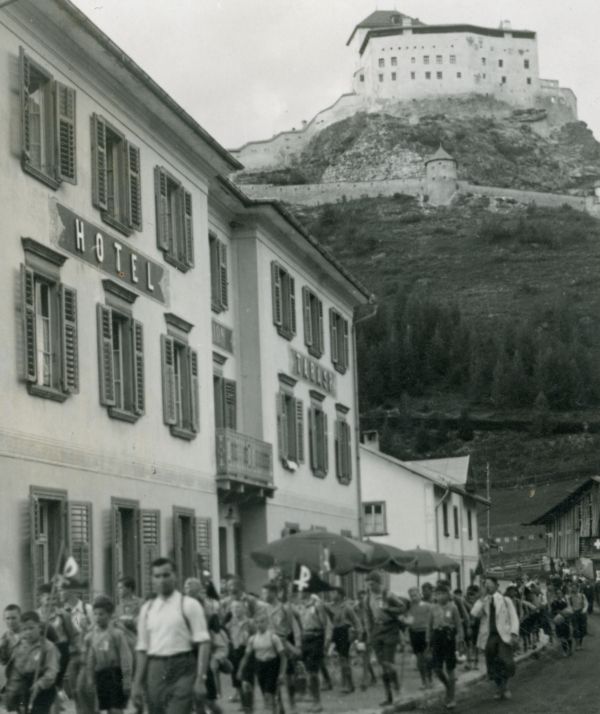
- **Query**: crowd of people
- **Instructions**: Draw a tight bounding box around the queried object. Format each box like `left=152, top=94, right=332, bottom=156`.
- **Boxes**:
left=0, top=559, right=597, bottom=714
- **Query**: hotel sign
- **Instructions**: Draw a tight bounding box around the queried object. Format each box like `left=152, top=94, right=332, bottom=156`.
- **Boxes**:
left=290, top=347, right=336, bottom=397
left=56, top=204, right=166, bottom=303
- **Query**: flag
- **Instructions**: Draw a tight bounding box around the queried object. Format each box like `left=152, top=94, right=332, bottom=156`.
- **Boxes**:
left=63, top=556, right=79, bottom=579
left=292, top=564, right=333, bottom=593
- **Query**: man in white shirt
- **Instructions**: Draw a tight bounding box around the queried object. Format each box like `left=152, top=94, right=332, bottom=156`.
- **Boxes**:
left=132, top=558, right=211, bottom=714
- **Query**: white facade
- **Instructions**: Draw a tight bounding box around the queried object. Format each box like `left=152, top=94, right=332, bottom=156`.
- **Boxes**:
left=360, top=445, right=485, bottom=593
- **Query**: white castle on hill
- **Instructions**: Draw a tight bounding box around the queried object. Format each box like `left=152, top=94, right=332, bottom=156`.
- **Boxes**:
left=231, top=10, right=577, bottom=172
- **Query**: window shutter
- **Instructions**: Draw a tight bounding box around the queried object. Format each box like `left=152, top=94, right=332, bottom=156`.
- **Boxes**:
left=68, top=502, right=92, bottom=603
left=111, top=504, right=122, bottom=595
left=344, top=421, right=352, bottom=482
left=317, top=299, right=324, bottom=355
left=155, top=167, right=170, bottom=251
left=19, top=48, right=31, bottom=163
left=271, top=262, right=282, bottom=327
left=126, top=143, right=142, bottom=231
left=96, top=304, right=115, bottom=406
left=322, top=411, right=329, bottom=474
left=132, top=319, right=145, bottom=416
left=30, top=494, right=46, bottom=600
left=59, top=285, right=79, bottom=394
left=309, top=407, right=317, bottom=471
left=182, top=189, right=194, bottom=268
left=189, top=347, right=200, bottom=433
left=21, top=264, right=37, bottom=384
left=330, top=309, right=338, bottom=366
left=160, top=334, right=177, bottom=426
left=173, top=514, right=183, bottom=577
left=334, top=419, right=342, bottom=479
left=91, top=114, right=108, bottom=211
left=219, top=241, right=228, bottom=309
left=295, top=398, right=304, bottom=463
left=196, top=518, right=212, bottom=575
left=56, top=83, right=76, bottom=183
left=224, top=379, right=237, bottom=430
left=303, top=287, right=313, bottom=347
left=289, top=276, right=297, bottom=335
left=342, top=318, right=349, bottom=371
left=140, top=510, right=160, bottom=598
left=276, top=393, right=288, bottom=461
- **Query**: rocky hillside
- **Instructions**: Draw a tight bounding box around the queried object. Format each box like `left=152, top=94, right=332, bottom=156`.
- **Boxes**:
left=236, top=97, right=600, bottom=194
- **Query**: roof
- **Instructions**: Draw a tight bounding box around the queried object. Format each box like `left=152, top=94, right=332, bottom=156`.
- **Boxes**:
left=361, top=446, right=489, bottom=506
left=527, top=477, right=600, bottom=525
left=30, top=0, right=241, bottom=171
left=217, top=177, right=374, bottom=302
left=425, top=146, right=456, bottom=164
left=347, top=10, right=425, bottom=45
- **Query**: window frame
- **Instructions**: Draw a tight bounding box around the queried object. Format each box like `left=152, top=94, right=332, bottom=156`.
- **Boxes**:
left=334, top=407, right=352, bottom=485
left=453, top=505, right=459, bottom=539
left=302, top=287, right=324, bottom=359
left=308, top=393, right=328, bottom=479
left=442, top=501, right=450, bottom=537
left=209, top=233, right=229, bottom=313
left=467, top=508, right=473, bottom=541
left=329, top=308, right=349, bottom=374
left=214, top=373, right=237, bottom=430
left=276, top=379, right=304, bottom=471
left=271, top=262, right=296, bottom=341
left=155, top=166, right=194, bottom=271
left=363, top=501, right=387, bottom=536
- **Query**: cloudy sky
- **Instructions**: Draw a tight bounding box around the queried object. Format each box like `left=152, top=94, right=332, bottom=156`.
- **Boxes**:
left=70, top=0, right=600, bottom=149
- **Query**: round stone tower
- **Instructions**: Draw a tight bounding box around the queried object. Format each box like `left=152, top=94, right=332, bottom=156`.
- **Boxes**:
left=425, top=146, right=458, bottom=206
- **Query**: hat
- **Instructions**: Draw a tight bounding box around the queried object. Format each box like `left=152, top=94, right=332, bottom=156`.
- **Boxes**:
left=365, top=571, right=382, bottom=584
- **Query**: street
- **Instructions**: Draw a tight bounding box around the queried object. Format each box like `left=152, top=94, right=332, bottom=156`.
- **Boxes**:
left=423, top=614, right=600, bottom=714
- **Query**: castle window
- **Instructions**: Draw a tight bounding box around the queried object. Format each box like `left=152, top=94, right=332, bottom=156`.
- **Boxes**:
left=501, top=76, right=507, bottom=84
left=498, top=59, right=504, bottom=68
left=425, top=72, right=431, bottom=80
left=450, top=55, right=456, bottom=64
left=524, top=59, right=530, bottom=69
left=436, top=55, right=443, bottom=64
left=410, top=72, right=416, bottom=80
left=391, top=72, right=397, bottom=81
left=378, top=74, right=384, bottom=83
left=391, top=57, right=397, bottom=67
left=437, top=71, right=443, bottom=80
left=527, top=77, right=532, bottom=85
left=378, top=58, right=385, bottom=68
left=423, top=55, right=430, bottom=65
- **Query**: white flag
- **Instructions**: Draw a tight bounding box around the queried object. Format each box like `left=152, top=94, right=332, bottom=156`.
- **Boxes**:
left=63, top=556, right=79, bottom=579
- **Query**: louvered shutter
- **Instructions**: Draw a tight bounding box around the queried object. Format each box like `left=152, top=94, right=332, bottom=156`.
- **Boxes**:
left=322, top=411, right=329, bottom=474
left=219, top=241, right=228, bottom=309
left=271, top=262, right=282, bottom=327
left=295, top=398, right=304, bottom=463
left=91, top=114, right=108, bottom=211
left=277, top=393, right=288, bottom=461
left=60, top=285, right=78, bottom=394
left=21, top=264, right=37, bottom=383
left=56, top=83, right=76, bottom=183
left=317, top=299, right=324, bottom=355
left=342, top=318, right=349, bottom=371
left=334, top=419, right=342, bottom=479
left=189, top=348, right=200, bottom=433
left=330, top=309, right=338, bottom=366
left=155, top=167, right=170, bottom=251
left=68, top=502, right=92, bottom=602
left=344, top=421, right=352, bottom=482
left=182, top=190, right=194, bottom=268
left=30, top=494, right=46, bottom=600
left=160, top=335, right=177, bottom=426
left=309, top=407, right=317, bottom=471
left=140, top=510, right=160, bottom=598
left=289, top=276, right=297, bottom=335
left=127, top=143, right=142, bottom=231
left=96, top=304, right=115, bottom=406
left=111, top=504, right=122, bottom=596
left=173, top=514, right=183, bottom=577
left=303, top=287, right=313, bottom=347
left=20, top=48, right=31, bottom=163
left=224, top=379, right=237, bottom=430
left=196, top=518, right=212, bottom=575
left=132, top=320, right=144, bottom=416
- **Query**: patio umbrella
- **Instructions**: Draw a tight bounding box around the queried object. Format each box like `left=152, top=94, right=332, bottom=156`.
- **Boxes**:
left=401, top=547, right=460, bottom=581
left=251, top=530, right=375, bottom=576
left=358, top=540, right=415, bottom=574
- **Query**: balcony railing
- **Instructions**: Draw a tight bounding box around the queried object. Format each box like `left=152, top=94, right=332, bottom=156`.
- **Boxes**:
left=215, top=428, right=274, bottom=490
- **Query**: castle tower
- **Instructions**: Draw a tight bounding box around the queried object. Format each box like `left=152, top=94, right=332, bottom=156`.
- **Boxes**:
left=425, top=146, right=458, bottom=206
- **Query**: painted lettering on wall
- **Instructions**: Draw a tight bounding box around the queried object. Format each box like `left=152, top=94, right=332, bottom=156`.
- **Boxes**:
left=56, top=204, right=166, bottom=303
left=290, top=347, right=336, bottom=397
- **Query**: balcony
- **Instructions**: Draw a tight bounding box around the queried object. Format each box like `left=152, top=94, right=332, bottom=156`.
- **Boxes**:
left=215, top=428, right=275, bottom=498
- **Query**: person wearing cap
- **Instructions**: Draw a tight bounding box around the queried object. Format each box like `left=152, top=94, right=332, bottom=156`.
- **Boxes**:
left=364, top=571, right=406, bottom=706
left=293, top=587, right=329, bottom=713
left=471, top=575, right=519, bottom=702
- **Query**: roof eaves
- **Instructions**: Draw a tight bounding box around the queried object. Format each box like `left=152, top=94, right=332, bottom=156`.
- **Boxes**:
left=526, top=476, right=600, bottom=525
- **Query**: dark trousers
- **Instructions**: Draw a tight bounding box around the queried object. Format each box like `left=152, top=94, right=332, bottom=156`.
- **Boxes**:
left=485, top=633, right=515, bottom=689
left=146, top=653, right=196, bottom=714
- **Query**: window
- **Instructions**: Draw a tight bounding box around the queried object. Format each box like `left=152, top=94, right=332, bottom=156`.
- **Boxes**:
left=155, top=167, right=194, bottom=271
left=30, top=488, right=67, bottom=594
left=411, top=72, right=416, bottom=80
left=378, top=74, right=384, bottom=82
left=363, top=502, right=386, bottom=536
left=481, top=57, right=487, bottom=66
left=378, top=58, right=385, bottom=67
left=91, top=115, right=142, bottom=236
left=443, top=502, right=449, bottom=537
left=209, top=234, right=228, bottom=313
left=391, top=72, right=397, bottom=81
left=140, top=510, right=160, bottom=598
left=391, top=57, right=398, bottom=67
left=335, top=410, right=352, bottom=485
left=302, top=288, right=324, bottom=358
left=437, top=71, right=443, bottom=79
left=425, top=72, right=431, bottom=80
left=423, top=55, right=430, bottom=64
left=111, top=498, right=140, bottom=597
left=502, top=76, right=507, bottom=84
left=527, top=77, right=532, bottom=85
left=498, top=59, right=504, bottom=68
left=19, top=48, right=76, bottom=188
left=457, top=72, right=462, bottom=79
left=450, top=55, right=456, bottom=64
left=276, top=388, right=304, bottom=469
left=173, top=507, right=196, bottom=580
left=271, top=262, right=296, bottom=340
left=97, top=302, right=144, bottom=422
left=359, top=74, right=365, bottom=82
left=309, top=395, right=328, bottom=478
left=411, top=57, right=416, bottom=64
left=329, top=308, right=349, bottom=373
left=467, top=509, right=473, bottom=540
left=436, top=55, right=443, bottom=64
left=524, top=59, right=530, bottom=69
left=20, top=241, right=78, bottom=402
left=453, top=506, right=459, bottom=538
left=214, top=375, right=237, bottom=429
left=161, top=319, right=199, bottom=440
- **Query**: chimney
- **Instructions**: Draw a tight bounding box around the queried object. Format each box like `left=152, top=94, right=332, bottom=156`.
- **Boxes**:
left=362, top=430, right=380, bottom=451
left=499, top=19, right=512, bottom=30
